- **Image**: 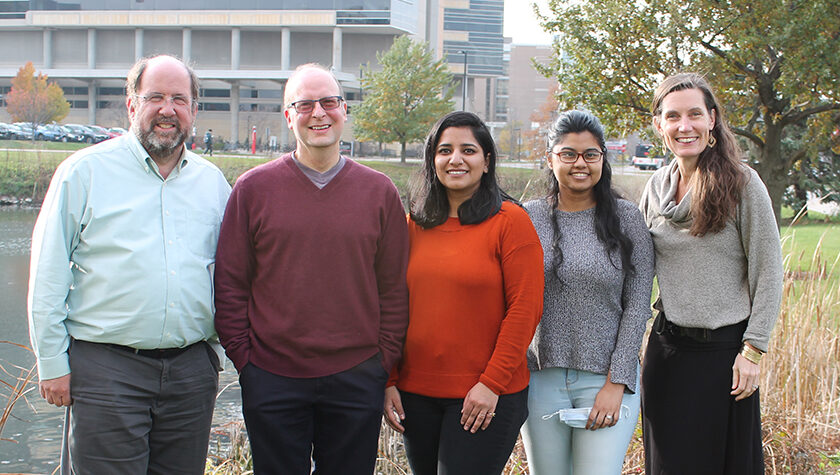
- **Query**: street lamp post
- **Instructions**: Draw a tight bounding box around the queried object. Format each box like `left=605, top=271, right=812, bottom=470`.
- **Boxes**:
left=459, top=50, right=468, bottom=111
left=358, top=66, right=364, bottom=102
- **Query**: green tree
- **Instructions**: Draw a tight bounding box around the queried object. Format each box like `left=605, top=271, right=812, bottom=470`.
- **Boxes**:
left=537, top=0, right=840, bottom=224
left=784, top=114, right=840, bottom=216
left=6, top=62, right=70, bottom=138
left=354, top=36, right=454, bottom=163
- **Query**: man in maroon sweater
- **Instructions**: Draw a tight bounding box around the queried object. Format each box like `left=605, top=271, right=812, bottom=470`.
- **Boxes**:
left=214, top=64, right=409, bottom=474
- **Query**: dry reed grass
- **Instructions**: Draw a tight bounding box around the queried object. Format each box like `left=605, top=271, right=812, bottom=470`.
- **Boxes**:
left=758, top=233, right=840, bottom=473
left=0, top=341, right=37, bottom=443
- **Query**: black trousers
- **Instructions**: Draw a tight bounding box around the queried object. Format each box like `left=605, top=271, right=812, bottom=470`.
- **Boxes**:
left=641, top=323, right=764, bottom=475
left=400, top=387, right=528, bottom=475
left=239, top=355, right=388, bottom=475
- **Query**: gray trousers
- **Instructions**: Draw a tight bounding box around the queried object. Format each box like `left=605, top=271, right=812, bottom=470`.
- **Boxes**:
left=64, top=339, right=220, bottom=475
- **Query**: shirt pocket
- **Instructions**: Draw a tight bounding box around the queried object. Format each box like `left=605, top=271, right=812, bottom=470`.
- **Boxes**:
left=176, top=209, right=221, bottom=259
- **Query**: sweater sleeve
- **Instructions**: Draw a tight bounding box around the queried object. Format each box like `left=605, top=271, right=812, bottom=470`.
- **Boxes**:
left=608, top=203, right=655, bottom=393
left=213, top=181, right=257, bottom=371
left=374, top=185, right=410, bottom=374
left=479, top=207, right=544, bottom=394
left=738, top=170, right=783, bottom=352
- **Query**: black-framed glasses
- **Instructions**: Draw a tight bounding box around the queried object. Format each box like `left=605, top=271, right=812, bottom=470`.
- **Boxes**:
left=134, top=93, right=194, bottom=108
left=287, top=96, right=344, bottom=114
left=552, top=149, right=603, bottom=163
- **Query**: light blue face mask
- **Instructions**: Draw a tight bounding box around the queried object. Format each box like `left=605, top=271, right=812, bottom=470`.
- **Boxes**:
left=541, top=405, right=632, bottom=429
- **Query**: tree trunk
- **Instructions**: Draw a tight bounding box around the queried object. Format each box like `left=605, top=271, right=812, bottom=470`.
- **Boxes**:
left=400, top=141, right=407, bottom=164
left=753, top=122, right=787, bottom=228
left=793, top=182, right=808, bottom=218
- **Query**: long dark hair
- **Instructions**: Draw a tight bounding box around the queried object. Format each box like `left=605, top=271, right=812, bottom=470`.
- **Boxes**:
left=651, top=73, right=746, bottom=236
left=544, top=110, right=635, bottom=275
left=410, top=111, right=512, bottom=228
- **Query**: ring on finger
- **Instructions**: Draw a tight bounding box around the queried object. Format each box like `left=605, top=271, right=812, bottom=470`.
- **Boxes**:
left=605, top=414, right=614, bottom=421
left=487, top=412, right=496, bottom=418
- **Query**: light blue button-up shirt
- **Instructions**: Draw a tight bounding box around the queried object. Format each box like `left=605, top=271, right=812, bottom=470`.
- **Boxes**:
left=28, top=133, right=231, bottom=380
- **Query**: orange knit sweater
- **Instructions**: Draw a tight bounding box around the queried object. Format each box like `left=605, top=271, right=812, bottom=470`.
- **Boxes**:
left=390, top=202, right=544, bottom=398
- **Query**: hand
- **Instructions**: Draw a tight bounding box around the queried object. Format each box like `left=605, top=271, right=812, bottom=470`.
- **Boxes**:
left=383, top=386, right=405, bottom=433
left=587, top=379, right=624, bottom=431
left=460, top=382, right=499, bottom=433
left=731, top=353, right=760, bottom=401
left=39, top=374, right=72, bottom=407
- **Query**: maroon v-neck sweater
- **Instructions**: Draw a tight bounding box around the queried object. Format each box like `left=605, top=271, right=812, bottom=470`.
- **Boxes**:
left=214, top=153, right=409, bottom=377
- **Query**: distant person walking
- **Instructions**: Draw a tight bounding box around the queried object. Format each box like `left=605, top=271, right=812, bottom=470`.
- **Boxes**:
left=204, top=129, right=214, bottom=156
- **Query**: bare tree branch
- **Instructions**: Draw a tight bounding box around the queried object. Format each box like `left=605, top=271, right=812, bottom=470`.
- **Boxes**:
left=781, top=103, right=840, bottom=127
left=731, top=126, right=765, bottom=147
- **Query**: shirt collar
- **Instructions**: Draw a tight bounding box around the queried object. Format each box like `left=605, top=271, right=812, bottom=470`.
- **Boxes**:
left=125, top=132, right=188, bottom=179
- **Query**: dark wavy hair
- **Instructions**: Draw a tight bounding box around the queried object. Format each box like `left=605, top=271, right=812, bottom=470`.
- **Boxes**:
left=651, top=73, right=746, bottom=236
left=544, top=110, right=635, bottom=276
left=410, top=111, right=513, bottom=229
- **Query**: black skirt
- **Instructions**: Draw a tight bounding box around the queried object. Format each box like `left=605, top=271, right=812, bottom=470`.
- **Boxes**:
left=641, top=318, right=764, bottom=475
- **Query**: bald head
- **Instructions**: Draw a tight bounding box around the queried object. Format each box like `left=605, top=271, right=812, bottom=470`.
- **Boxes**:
left=284, top=64, right=343, bottom=108
left=126, top=55, right=199, bottom=103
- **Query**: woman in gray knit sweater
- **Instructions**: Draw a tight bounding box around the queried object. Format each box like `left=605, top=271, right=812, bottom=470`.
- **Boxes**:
left=640, top=73, right=783, bottom=474
left=520, top=110, right=654, bottom=474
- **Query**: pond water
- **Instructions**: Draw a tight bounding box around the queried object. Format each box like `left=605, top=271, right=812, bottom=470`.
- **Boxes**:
left=0, top=208, right=243, bottom=473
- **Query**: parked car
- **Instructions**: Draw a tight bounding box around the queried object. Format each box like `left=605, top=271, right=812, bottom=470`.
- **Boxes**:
left=59, top=125, right=86, bottom=143
left=108, top=127, right=128, bottom=136
left=7, top=124, right=33, bottom=140
left=0, top=123, right=14, bottom=140
left=35, top=124, right=67, bottom=142
left=14, top=122, right=38, bottom=140
left=86, top=125, right=114, bottom=142
left=631, top=144, right=667, bottom=170
left=65, top=124, right=107, bottom=143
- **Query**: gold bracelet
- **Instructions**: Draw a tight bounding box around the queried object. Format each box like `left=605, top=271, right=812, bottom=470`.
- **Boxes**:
left=740, top=343, right=763, bottom=364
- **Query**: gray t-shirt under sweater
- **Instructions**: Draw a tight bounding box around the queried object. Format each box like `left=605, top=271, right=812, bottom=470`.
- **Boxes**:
left=293, top=154, right=346, bottom=189
left=524, top=198, right=654, bottom=393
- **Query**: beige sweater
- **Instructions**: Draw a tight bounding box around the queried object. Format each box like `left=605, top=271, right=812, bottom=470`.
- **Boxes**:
left=639, top=162, right=783, bottom=351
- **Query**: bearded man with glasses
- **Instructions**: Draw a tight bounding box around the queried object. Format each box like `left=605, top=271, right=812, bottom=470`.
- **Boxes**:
left=214, top=63, right=409, bottom=474
left=28, top=54, right=231, bottom=474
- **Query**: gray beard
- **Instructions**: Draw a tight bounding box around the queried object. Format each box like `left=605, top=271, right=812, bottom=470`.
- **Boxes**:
left=132, top=120, right=188, bottom=159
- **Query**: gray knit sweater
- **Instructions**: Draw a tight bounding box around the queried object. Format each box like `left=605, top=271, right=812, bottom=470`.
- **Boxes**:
left=639, top=162, right=783, bottom=351
left=523, top=198, right=654, bottom=393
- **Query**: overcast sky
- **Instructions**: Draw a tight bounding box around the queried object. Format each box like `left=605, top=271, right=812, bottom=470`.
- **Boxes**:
left=503, top=0, right=554, bottom=45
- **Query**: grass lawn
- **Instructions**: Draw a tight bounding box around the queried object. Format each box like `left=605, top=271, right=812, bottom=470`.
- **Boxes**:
left=781, top=223, right=840, bottom=278
left=780, top=207, right=840, bottom=281
left=0, top=139, right=90, bottom=151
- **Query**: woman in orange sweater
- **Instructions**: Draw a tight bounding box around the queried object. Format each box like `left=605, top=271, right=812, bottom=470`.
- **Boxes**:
left=384, top=111, right=544, bottom=474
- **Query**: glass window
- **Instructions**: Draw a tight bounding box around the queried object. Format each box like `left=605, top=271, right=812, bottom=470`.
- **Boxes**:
left=201, top=88, right=231, bottom=98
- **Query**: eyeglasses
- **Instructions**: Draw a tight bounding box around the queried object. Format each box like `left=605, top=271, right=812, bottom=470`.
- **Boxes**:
left=287, top=96, right=344, bottom=114
left=551, top=149, right=604, bottom=163
left=134, top=93, right=194, bottom=108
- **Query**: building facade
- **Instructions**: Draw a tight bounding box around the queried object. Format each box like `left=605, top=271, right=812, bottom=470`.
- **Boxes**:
left=0, top=0, right=416, bottom=148
left=506, top=43, right=556, bottom=127
left=0, top=0, right=507, bottom=151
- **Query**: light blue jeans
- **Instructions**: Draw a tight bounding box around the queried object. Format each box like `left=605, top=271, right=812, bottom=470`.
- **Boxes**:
left=520, top=366, right=640, bottom=475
